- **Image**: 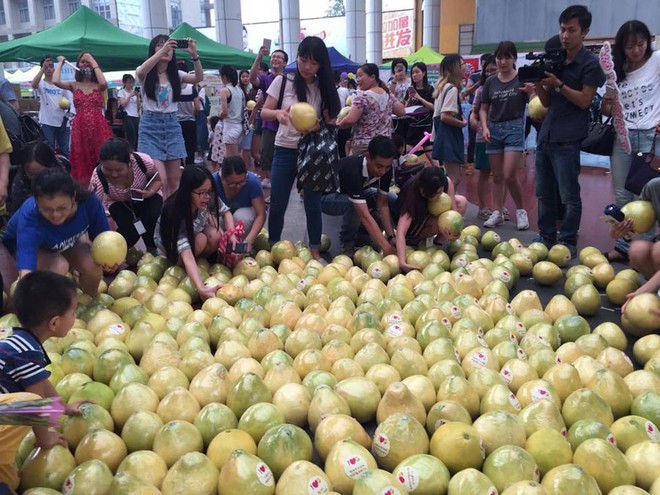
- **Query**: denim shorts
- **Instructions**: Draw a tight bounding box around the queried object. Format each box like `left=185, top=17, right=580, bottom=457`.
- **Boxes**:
left=138, top=111, right=187, bottom=161
left=475, top=142, right=489, bottom=170
left=240, top=129, right=254, bottom=151
left=486, top=118, right=525, bottom=154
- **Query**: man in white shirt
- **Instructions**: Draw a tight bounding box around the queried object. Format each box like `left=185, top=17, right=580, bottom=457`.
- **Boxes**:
left=31, top=56, right=72, bottom=156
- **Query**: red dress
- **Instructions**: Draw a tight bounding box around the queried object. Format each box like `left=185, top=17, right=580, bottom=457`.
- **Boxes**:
left=69, top=89, right=112, bottom=186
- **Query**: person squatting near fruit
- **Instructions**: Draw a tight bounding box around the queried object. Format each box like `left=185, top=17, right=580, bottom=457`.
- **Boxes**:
left=478, top=40, right=530, bottom=231
left=396, top=166, right=468, bottom=273
left=1, top=168, right=110, bottom=297
left=532, top=5, right=606, bottom=258
left=31, top=56, right=72, bottom=157
left=89, top=138, right=163, bottom=252
left=0, top=272, right=88, bottom=494
left=154, top=165, right=236, bottom=300
left=260, top=36, right=341, bottom=262
left=6, top=141, right=71, bottom=216
left=320, top=136, right=399, bottom=256
left=212, top=155, right=267, bottom=253
left=601, top=19, right=660, bottom=263
left=136, top=35, right=203, bottom=199
left=610, top=178, right=660, bottom=315
left=53, top=51, right=113, bottom=187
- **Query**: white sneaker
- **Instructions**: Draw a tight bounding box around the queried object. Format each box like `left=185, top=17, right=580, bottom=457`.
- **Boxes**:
left=516, top=209, right=529, bottom=230
left=260, top=178, right=271, bottom=188
left=484, top=210, right=504, bottom=228
left=502, top=207, right=510, bottom=221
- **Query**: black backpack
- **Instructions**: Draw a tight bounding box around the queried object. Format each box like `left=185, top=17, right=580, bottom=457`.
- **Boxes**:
left=95, top=152, right=147, bottom=194
left=0, top=98, right=46, bottom=166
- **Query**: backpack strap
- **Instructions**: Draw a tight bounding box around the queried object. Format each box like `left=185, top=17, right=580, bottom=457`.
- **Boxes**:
left=132, top=152, right=147, bottom=174
left=95, top=164, right=110, bottom=194
left=277, top=75, right=288, bottom=110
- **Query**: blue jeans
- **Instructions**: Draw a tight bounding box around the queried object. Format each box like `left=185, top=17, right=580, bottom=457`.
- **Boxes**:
left=535, top=140, right=582, bottom=246
left=41, top=121, right=70, bottom=156
left=268, top=146, right=323, bottom=248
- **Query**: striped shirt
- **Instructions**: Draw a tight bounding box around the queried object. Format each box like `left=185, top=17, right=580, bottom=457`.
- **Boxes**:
left=0, top=328, right=50, bottom=393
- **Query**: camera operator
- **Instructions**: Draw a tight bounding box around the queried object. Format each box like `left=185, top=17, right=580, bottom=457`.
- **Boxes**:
left=532, top=5, right=605, bottom=257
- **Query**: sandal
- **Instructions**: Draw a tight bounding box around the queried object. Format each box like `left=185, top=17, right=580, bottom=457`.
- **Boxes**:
left=602, top=250, right=629, bottom=263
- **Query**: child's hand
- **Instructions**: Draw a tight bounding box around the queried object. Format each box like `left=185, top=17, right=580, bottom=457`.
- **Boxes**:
left=35, top=429, right=67, bottom=450
left=609, top=218, right=633, bottom=239
left=198, top=283, right=218, bottom=300
left=65, top=401, right=92, bottom=416
left=400, top=261, right=420, bottom=273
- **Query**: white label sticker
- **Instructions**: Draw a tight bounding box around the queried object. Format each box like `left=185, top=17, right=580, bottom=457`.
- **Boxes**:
left=434, top=418, right=447, bottom=430
left=471, top=351, right=488, bottom=368
left=380, top=487, right=403, bottom=495
left=500, top=271, right=511, bottom=283
left=307, top=476, right=330, bottom=495
left=0, top=327, right=11, bottom=339
left=646, top=421, right=660, bottom=441
left=256, top=463, right=274, bottom=486
left=493, top=233, right=501, bottom=242
left=506, top=303, right=514, bottom=315
left=62, top=477, right=74, bottom=495
left=607, top=433, right=617, bottom=446
left=532, top=386, right=550, bottom=403
left=476, top=334, right=489, bottom=348
left=441, top=318, right=452, bottom=329
left=451, top=306, right=462, bottom=319
left=343, top=455, right=369, bottom=479
left=456, top=257, right=467, bottom=267
left=501, top=367, right=513, bottom=383
left=508, top=392, right=522, bottom=410
left=396, top=467, right=420, bottom=491
left=479, top=439, right=486, bottom=459
left=373, top=433, right=391, bottom=457
left=386, top=325, right=404, bottom=338
left=387, top=314, right=403, bottom=324
left=517, top=347, right=528, bottom=360
left=534, top=466, right=541, bottom=482
left=108, top=323, right=125, bottom=335
left=487, top=488, right=498, bottom=495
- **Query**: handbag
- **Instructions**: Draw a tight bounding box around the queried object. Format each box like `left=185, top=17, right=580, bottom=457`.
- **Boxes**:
left=624, top=131, right=660, bottom=195
left=297, top=122, right=339, bottom=193
left=580, top=114, right=615, bottom=156
left=432, top=85, right=465, bottom=164
left=115, top=106, right=128, bottom=120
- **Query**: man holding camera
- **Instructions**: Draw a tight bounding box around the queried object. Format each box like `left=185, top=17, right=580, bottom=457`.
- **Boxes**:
left=533, top=5, right=605, bottom=257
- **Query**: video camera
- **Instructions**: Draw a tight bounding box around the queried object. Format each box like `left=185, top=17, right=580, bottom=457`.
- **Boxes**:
left=518, top=48, right=566, bottom=83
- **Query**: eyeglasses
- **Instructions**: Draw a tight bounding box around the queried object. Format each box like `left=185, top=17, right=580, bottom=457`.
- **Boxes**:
left=192, top=190, right=212, bottom=197
left=224, top=180, right=246, bottom=188
left=38, top=201, right=75, bottom=216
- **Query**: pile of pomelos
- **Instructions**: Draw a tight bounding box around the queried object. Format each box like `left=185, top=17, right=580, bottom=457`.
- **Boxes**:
left=2, top=210, right=659, bottom=495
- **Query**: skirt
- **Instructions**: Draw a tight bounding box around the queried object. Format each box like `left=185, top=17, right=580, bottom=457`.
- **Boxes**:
left=138, top=111, right=187, bottom=161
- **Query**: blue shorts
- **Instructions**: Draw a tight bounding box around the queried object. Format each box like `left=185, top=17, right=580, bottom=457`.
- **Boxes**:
left=138, top=111, right=187, bottom=161
left=240, top=129, right=254, bottom=151
left=475, top=142, right=489, bottom=170
left=486, top=118, right=525, bottom=154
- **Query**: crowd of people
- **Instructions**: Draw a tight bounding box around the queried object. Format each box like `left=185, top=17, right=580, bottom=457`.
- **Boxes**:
left=0, top=4, right=657, bottom=307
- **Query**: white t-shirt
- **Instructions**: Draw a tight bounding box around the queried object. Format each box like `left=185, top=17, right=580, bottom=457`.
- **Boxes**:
left=432, top=83, right=460, bottom=141
left=618, top=51, right=660, bottom=130
left=117, top=88, right=139, bottom=117
left=36, top=81, right=71, bottom=127
left=137, top=68, right=186, bottom=113
left=267, top=75, right=321, bottom=149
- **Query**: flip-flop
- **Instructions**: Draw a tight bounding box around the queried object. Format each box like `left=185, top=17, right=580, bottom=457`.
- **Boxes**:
left=602, top=250, right=629, bottom=263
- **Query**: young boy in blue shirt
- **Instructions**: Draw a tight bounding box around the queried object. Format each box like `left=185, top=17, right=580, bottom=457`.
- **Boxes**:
left=0, top=271, right=86, bottom=493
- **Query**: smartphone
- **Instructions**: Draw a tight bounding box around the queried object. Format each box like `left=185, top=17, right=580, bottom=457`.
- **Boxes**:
left=130, top=189, right=144, bottom=201
left=226, top=242, right=248, bottom=254
left=262, top=38, right=272, bottom=52
left=176, top=39, right=189, bottom=49
left=144, top=172, right=159, bottom=190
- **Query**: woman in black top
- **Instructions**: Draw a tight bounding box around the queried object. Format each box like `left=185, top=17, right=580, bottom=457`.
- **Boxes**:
left=404, top=62, right=435, bottom=160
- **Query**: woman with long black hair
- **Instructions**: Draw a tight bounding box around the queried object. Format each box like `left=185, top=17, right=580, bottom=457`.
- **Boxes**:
left=260, top=36, right=341, bottom=261
left=136, top=35, right=203, bottom=198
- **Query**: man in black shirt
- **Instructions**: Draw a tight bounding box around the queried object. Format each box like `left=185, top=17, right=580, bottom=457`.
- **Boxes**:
left=321, top=136, right=398, bottom=255
left=533, top=5, right=606, bottom=257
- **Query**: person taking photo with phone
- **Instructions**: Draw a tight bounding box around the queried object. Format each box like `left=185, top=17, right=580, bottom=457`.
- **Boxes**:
left=89, top=138, right=162, bottom=252
left=136, top=36, right=203, bottom=198
left=117, top=73, right=141, bottom=150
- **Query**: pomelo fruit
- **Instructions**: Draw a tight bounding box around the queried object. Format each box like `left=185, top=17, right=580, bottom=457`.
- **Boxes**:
left=562, top=388, right=614, bottom=427
left=571, top=284, right=601, bottom=316
left=314, top=413, right=371, bottom=461
left=352, top=468, right=408, bottom=495
left=116, top=450, right=168, bottom=488
left=257, top=424, right=313, bottom=479
left=568, top=419, right=616, bottom=450
left=19, top=445, right=77, bottom=491
left=74, top=429, right=127, bottom=473
left=622, top=293, right=660, bottom=337
left=532, top=261, right=562, bottom=286
left=481, top=231, right=501, bottom=251
left=62, top=403, right=114, bottom=450
left=525, top=429, right=573, bottom=476
left=528, top=96, right=547, bottom=120
left=91, top=231, right=128, bottom=268
left=111, top=382, right=159, bottom=429
left=324, top=440, right=377, bottom=495
left=429, top=421, right=484, bottom=473
left=153, top=420, right=203, bottom=467
left=631, top=392, right=660, bottom=426
left=541, top=464, right=601, bottom=495
left=392, top=454, right=450, bottom=495
left=274, top=460, right=331, bottom=495
left=334, top=377, right=381, bottom=423
left=289, top=102, right=318, bottom=132
left=611, top=415, right=660, bottom=452
left=621, top=200, right=656, bottom=233
left=473, top=410, right=526, bottom=455
left=606, top=278, right=637, bottom=306
left=447, top=468, right=497, bottom=495
left=438, top=210, right=464, bottom=238
left=372, top=413, right=429, bottom=471
left=587, top=368, right=633, bottom=419
left=500, top=481, right=546, bottom=495
left=482, top=445, right=539, bottom=492
left=238, top=402, right=284, bottom=443
left=121, top=410, right=164, bottom=453
left=161, top=451, right=218, bottom=495
left=207, top=428, right=256, bottom=470
left=428, top=193, right=453, bottom=217
left=108, top=471, right=161, bottom=494
left=61, top=459, right=113, bottom=495
left=625, top=440, right=660, bottom=490
left=573, top=438, right=636, bottom=493
left=218, top=449, right=275, bottom=495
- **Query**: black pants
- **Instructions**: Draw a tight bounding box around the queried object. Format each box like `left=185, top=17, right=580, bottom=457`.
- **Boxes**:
left=108, top=195, right=163, bottom=249
left=123, top=116, right=140, bottom=150
left=179, top=120, right=197, bottom=165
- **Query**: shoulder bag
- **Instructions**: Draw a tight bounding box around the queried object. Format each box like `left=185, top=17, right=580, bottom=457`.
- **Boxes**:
left=580, top=113, right=615, bottom=156
left=624, top=131, right=660, bottom=195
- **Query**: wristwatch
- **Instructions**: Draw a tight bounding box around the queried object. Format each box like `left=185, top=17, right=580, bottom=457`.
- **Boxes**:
left=555, top=82, right=565, bottom=93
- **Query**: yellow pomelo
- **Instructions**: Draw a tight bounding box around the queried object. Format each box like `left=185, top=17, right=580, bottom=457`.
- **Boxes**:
left=541, top=464, right=601, bottom=495
left=482, top=445, right=540, bottom=493
left=625, top=440, right=660, bottom=491
left=429, top=421, right=484, bottom=473
left=161, top=451, right=218, bottom=495
left=525, top=429, right=573, bottom=476
left=573, top=438, right=636, bottom=493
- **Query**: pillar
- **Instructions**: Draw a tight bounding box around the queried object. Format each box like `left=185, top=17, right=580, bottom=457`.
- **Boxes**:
left=215, top=0, right=243, bottom=50
left=345, top=0, right=366, bottom=63
left=422, top=0, right=440, bottom=51
left=142, top=0, right=168, bottom=38
left=366, top=0, right=382, bottom=64
left=279, top=0, right=300, bottom=62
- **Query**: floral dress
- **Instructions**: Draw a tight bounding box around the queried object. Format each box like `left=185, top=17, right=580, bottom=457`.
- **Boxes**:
left=69, top=89, right=112, bottom=186
left=351, top=89, right=398, bottom=149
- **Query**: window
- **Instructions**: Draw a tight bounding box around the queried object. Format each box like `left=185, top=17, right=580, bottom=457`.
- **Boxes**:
left=0, top=0, right=5, bottom=25
left=43, top=0, right=55, bottom=20
left=170, top=0, right=182, bottom=28
left=68, top=0, right=81, bottom=14
left=459, top=24, right=475, bottom=55
left=18, top=0, right=30, bottom=23
left=93, top=0, right=111, bottom=19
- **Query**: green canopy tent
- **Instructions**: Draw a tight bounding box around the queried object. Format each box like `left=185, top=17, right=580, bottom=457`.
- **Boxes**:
left=170, top=23, right=256, bottom=70
left=380, top=45, right=444, bottom=70
left=0, top=6, right=149, bottom=71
